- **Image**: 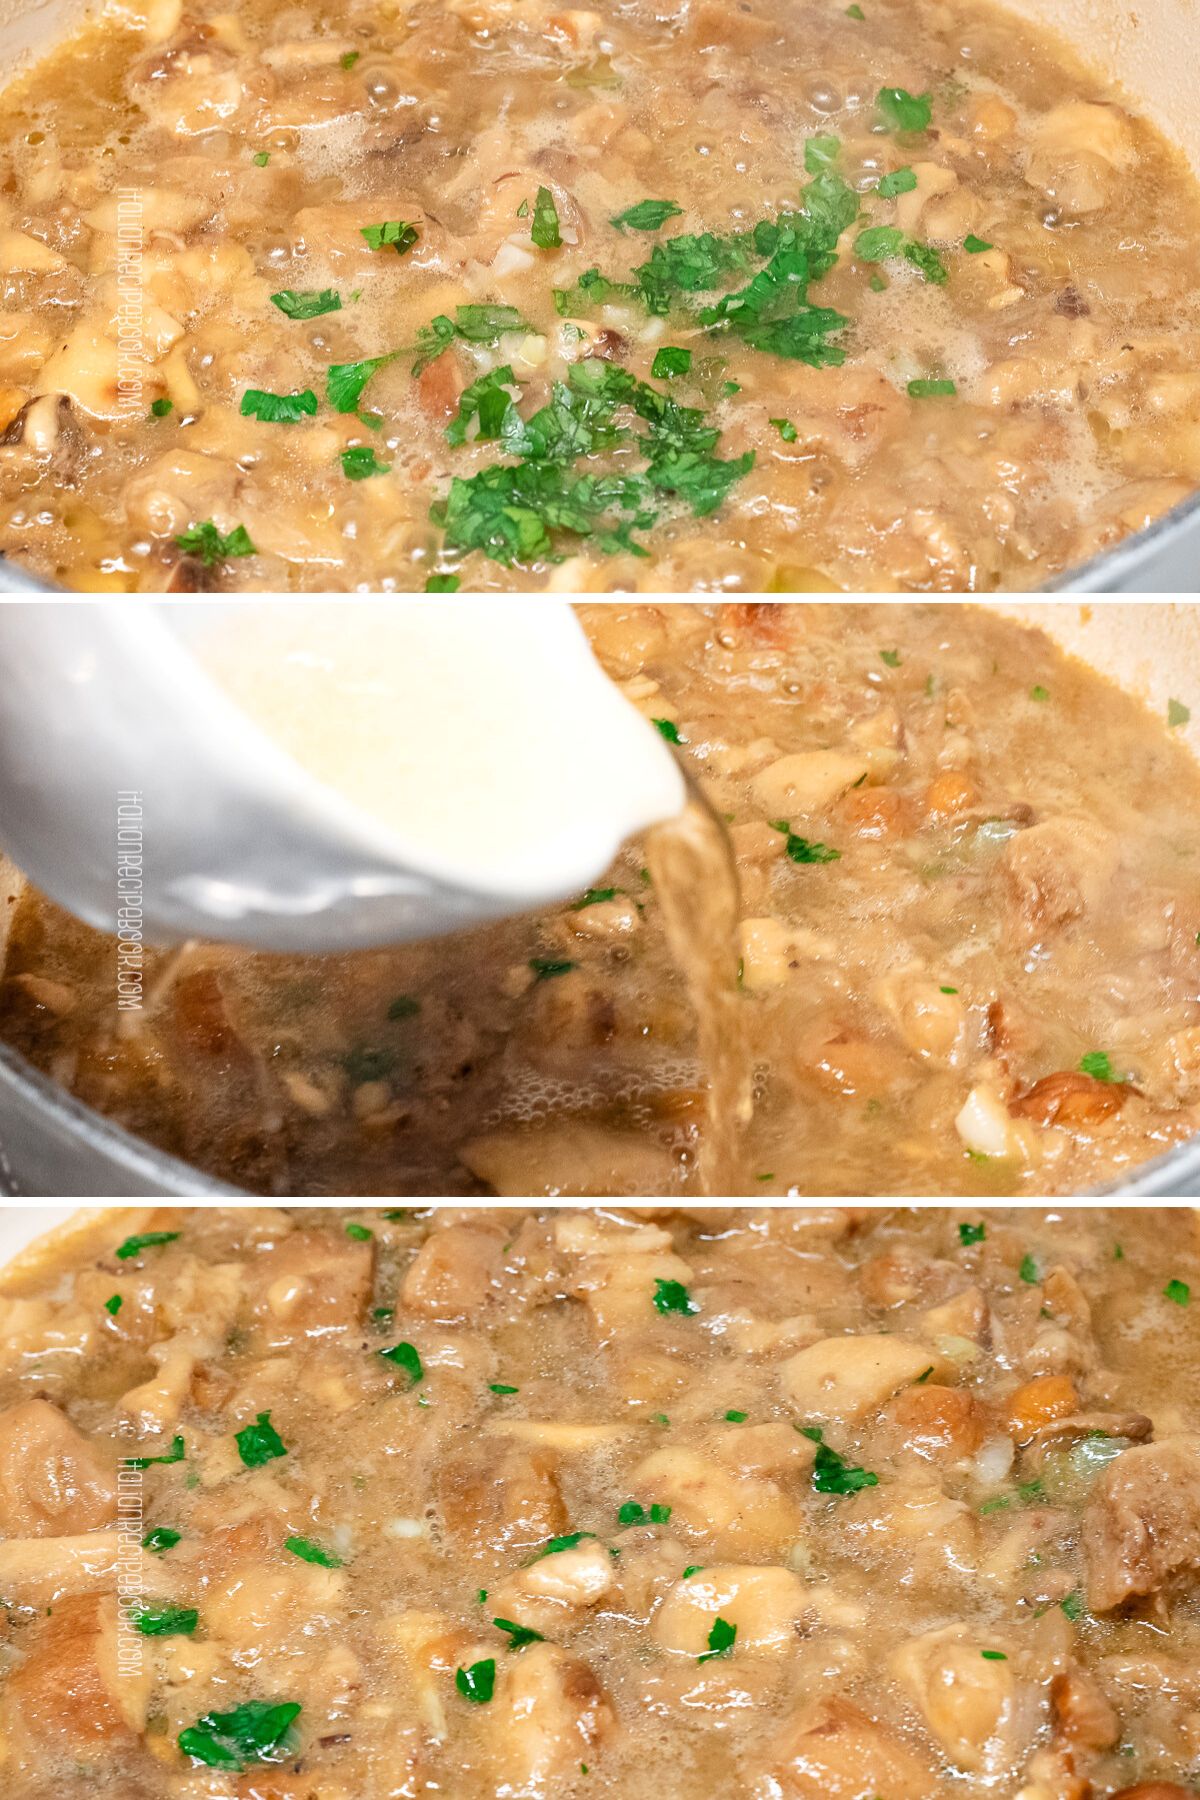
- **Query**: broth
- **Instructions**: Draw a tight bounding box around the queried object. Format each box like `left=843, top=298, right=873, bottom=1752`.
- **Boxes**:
left=0, top=602, right=1197, bottom=1197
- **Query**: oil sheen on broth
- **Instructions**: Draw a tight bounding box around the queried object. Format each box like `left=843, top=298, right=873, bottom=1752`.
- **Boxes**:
left=3, top=1205, right=1200, bottom=1800
left=0, top=0, right=1199, bottom=590
left=1, top=602, right=1198, bottom=1198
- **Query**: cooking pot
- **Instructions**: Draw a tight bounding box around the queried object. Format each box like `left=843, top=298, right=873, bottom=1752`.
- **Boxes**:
left=0, top=0, right=1197, bottom=593
left=0, top=599, right=1194, bottom=1197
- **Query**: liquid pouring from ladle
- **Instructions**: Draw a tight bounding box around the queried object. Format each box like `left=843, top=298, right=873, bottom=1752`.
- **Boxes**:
left=0, top=600, right=687, bottom=953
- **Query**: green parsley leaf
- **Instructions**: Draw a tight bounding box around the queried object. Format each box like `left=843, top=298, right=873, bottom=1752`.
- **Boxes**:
left=327, top=354, right=397, bottom=413
left=981, top=1649, right=1007, bottom=1661
left=770, top=417, right=798, bottom=441
left=725, top=1409, right=748, bottom=1422
left=1019, top=1254, right=1040, bottom=1285
left=174, top=521, right=257, bottom=566
left=341, top=50, right=360, bottom=69
left=235, top=1412, right=288, bottom=1469
left=1060, top=1591, right=1085, bottom=1620
left=340, top=445, right=392, bottom=479
left=116, top=1231, right=181, bottom=1260
left=804, top=134, right=841, bottom=173
left=133, top=1603, right=198, bottom=1636
left=344, top=1222, right=372, bottom=1241
left=572, top=887, right=618, bottom=910
left=959, top=1222, right=986, bottom=1245
left=490, top=1383, right=519, bottom=1395
left=810, top=1440, right=879, bottom=1495
left=447, top=365, right=520, bottom=448
left=456, top=1659, right=496, bottom=1703
left=878, top=166, right=917, bottom=197
left=529, top=957, right=577, bottom=980
left=240, top=388, right=318, bottom=423
left=768, top=820, right=841, bottom=863
left=698, top=1616, right=737, bottom=1663
left=653, top=1278, right=698, bottom=1316
left=150, top=397, right=173, bottom=417
left=653, top=717, right=683, bottom=743
left=178, top=1700, right=301, bottom=1770
left=425, top=574, right=460, bottom=591
left=253, top=150, right=270, bottom=166
left=1165, top=1278, right=1191, bottom=1306
left=1030, top=684, right=1050, bottom=701
left=1079, top=1051, right=1122, bottom=1082
left=963, top=233, right=993, bottom=253
left=855, top=225, right=904, bottom=262
left=846, top=3, right=864, bottom=15
left=651, top=345, right=693, bottom=379
left=493, top=1617, right=545, bottom=1649
left=907, top=377, right=957, bottom=397
left=142, top=1527, right=181, bottom=1553
left=880, top=648, right=902, bottom=667
left=1169, top=698, right=1191, bottom=728
left=341, top=1045, right=397, bottom=1083
left=531, top=185, right=562, bottom=250
left=611, top=199, right=684, bottom=232
left=388, top=994, right=421, bottom=1019
left=125, top=1435, right=185, bottom=1470
left=271, top=288, right=342, bottom=320
left=530, top=1531, right=596, bottom=1561
left=877, top=86, right=932, bottom=131
left=104, top=1294, right=123, bottom=1315
left=380, top=1341, right=424, bottom=1384
left=360, top=220, right=418, bottom=255
left=285, top=1536, right=344, bottom=1567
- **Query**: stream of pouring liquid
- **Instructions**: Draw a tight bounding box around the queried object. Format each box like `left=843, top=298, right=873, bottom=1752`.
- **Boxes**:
left=646, top=792, right=754, bottom=1196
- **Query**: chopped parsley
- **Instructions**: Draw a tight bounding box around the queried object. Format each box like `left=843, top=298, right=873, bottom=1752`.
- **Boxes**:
left=770, top=417, right=798, bottom=441
left=104, top=1294, right=123, bottom=1315
left=1165, top=1279, right=1191, bottom=1306
left=150, top=397, right=173, bottom=417
left=877, top=86, right=932, bottom=132
left=1079, top=1051, right=1123, bottom=1083
left=116, top=1231, right=180, bottom=1260
left=143, top=1527, right=181, bottom=1553
left=341, top=1045, right=397, bottom=1083
left=725, top=1409, right=748, bottom=1422
left=610, top=199, right=684, bottom=232
left=174, top=521, right=256, bottom=566
left=1060, top=1591, right=1085, bottom=1621
left=344, top=1222, right=372, bottom=1241
left=125, top=1435, right=185, bottom=1470
left=327, top=354, right=397, bottom=413
left=285, top=1536, right=343, bottom=1567
left=235, top=1412, right=288, bottom=1469
left=653, top=717, right=683, bottom=743
left=618, top=1501, right=672, bottom=1525
left=456, top=1659, right=496, bottom=1704
left=529, top=957, right=577, bottom=980
left=653, top=1278, right=698, bottom=1316
left=804, top=134, right=841, bottom=173
left=271, top=287, right=342, bottom=320
left=178, top=1700, right=301, bottom=1770
left=425, top=574, right=460, bottom=591
left=877, top=167, right=917, bottom=197
left=880, top=648, right=902, bottom=667
left=846, top=3, right=865, bottom=16
left=1168, top=698, right=1191, bottom=728
left=698, top=1617, right=737, bottom=1663
left=253, top=151, right=270, bottom=166
left=360, top=220, right=418, bottom=254
left=651, top=346, right=692, bottom=379
left=387, top=994, right=421, bottom=1019
left=240, top=387, right=318, bottom=423
left=340, top=445, right=392, bottom=479
left=447, top=366, right=519, bottom=447
left=801, top=1427, right=879, bottom=1495
left=940, top=985, right=958, bottom=994
left=133, top=1604, right=198, bottom=1637
left=572, top=887, right=618, bottom=909
left=531, top=186, right=562, bottom=250
left=963, top=234, right=993, bottom=253
left=1030, top=684, right=1050, bottom=701
left=493, top=1617, right=545, bottom=1649
left=768, top=819, right=841, bottom=864
left=490, top=1383, right=519, bottom=1395
left=530, top=1531, right=596, bottom=1561
left=959, top=1221, right=986, bottom=1245
left=981, top=1649, right=1007, bottom=1661
left=341, top=50, right=360, bottom=69
left=1019, top=1254, right=1040, bottom=1285
left=380, top=1341, right=424, bottom=1384
left=908, top=378, right=956, bottom=397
